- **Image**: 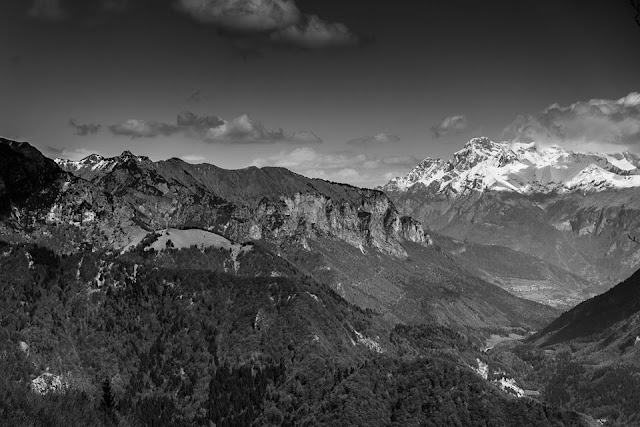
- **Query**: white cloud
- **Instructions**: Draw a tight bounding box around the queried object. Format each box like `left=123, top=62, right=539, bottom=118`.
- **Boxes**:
left=503, top=92, right=640, bottom=153
left=431, top=115, right=469, bottom=138
left=46, top=146, right=102, bottom=160
left=106, top=112, right=320, bottom=144
left=252, top=147, right=368, bottom=169
left=205, top=114, right=267, bottom=141
left=251, top=147, right=419, bottom=187
left=179, top=154, right=207, bottom=163
left=175, top=0, right=300, bottom=32
left=383, top=171, right=402, bottom=182
left=109, top=119, right=177, bottom=138
left=175, top=0, right=360, bottom=49
left=270, top=14, right=360, bottom=48
left=204, top=114, right=321, bottom=144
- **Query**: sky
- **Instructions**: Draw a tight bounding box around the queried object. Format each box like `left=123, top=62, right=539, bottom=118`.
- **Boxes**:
left=1, top=0, right=640, bottom=187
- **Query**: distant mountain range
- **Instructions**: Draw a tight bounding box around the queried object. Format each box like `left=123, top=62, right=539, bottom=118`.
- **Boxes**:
left=53, top=147, right=427, bottom=258
left=383, top=137, right=640, bottom=307
left=384, top=137, right=640, bottom=195
left=0, top=138, right=558, bottom=333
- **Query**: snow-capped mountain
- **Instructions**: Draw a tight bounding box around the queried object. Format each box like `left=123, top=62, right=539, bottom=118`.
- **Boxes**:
left=382, top=137, right=640, bottom=306
left=54, top=151, right=151, bottom=179
left=384, top=137, right=640, bottom=196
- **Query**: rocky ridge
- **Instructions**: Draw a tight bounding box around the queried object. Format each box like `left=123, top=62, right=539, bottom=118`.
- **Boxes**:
left=47, top=144, right=429, bottom=257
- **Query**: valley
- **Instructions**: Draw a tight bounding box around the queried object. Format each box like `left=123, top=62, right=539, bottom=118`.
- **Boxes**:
left=1, top=137, right=638, bottom=426
left=384, top=137, right=640, bottom=307
left=3, top=2, right=638, bottom=425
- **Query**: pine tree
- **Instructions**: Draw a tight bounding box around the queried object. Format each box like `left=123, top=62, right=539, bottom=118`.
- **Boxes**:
left=101, top=378, right=115, bottom=425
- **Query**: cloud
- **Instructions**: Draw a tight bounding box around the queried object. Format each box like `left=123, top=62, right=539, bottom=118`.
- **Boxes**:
left=431, top=115, right=469, bottom=138
left=175, top=0, right=361, bottom=49
left=177, top=111, right=225, bottom=139
left=107, top=111, right=320, bottom=144
left=346, top=133, right=401, bottom=147
left=175, top=0, right=300, bottom=32
left=69, top=118, right=101, bottom=136
left=502, top=92, right=640, bottom=152
left=383, top=171, right=402, bottom=182
left=251, top=148, right=417, bottom=172
left=252, top=147, right=371, bottom=169
left=45, top=146, right=101, bottom=160
left=109, top=119, right=178, bottom=138
left=270, top=15, right=360, bottom=49
left=250, top=147, right=418, bottom=187
left=28, top=0, right=66, bottom=21
left=179, top=154, right=207, bottom=163
left=203, top=114, right=322, bottom=144
left=205, top=114, right=279, bottom=142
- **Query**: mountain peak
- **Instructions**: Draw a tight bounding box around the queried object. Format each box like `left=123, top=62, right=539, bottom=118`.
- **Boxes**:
left=464, top=136, right=494, bottom=149
left=384, top=137, right=640, bottom=196
left=117, top=150, right=150, bottom=163
left=85, top=153, right=104, bottom=161
left=417, top=157, right=444, bottom=167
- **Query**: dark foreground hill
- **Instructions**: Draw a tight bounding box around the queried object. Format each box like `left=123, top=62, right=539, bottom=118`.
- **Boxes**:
left=0, top=240, right=593, bottom=426
left=484, top=267, right=640, bottom=426
left=533, top=267, right=640, bottom=348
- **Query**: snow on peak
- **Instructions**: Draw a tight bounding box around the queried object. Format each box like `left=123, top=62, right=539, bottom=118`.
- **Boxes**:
left=55, top=151, right=152, bottom=173
left=384, top=157, right=447, bottom=192
left=383, top=137, right=640, bottom=196
left=618, top=91, right=640, bottom=106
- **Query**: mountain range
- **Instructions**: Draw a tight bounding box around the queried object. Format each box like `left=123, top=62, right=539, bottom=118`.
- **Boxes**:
left=383, top=137, right=640, bottom=308
left=384, top=137, right=640, bottom=195
left=4, top=136, right=640, bottom=425
left=0, top=138, right=557, bottom=333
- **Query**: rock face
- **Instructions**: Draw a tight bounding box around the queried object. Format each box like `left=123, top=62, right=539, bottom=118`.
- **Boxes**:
left=1, top=141, right=428, bottom=257
left=383, top=137, right=640, bottom=301
left=246, top=192, right=426, bottom=257
left=31, top=372, right=68, bottom=395
left=0, top=138, right=61, bottom=215
left=0, top=139, right=142, bottom=252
